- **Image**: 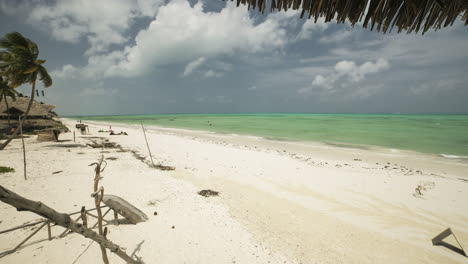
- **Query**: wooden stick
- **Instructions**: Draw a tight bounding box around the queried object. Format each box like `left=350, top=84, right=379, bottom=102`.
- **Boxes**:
left=140, top=121, right=155, bottom=167
left=114, top=210, right=119, bottom=226
left=19, top=117, right=27, bottom=180
left=81, top=206, right=88, bottom=227
left=73, top=131, right=75, bottom=142
left=86, top=212, right=112, bottom=224
left=0, top=220, right=47, bottom=234
left=0, top=185, right=140, bottom=264
left=92, top=208, right=111, bottom=229
left=0, top=222, right=48, bottom=256
left=47, top=222, right=52, bottom=241
left=89, top=156, right=110, bottom=264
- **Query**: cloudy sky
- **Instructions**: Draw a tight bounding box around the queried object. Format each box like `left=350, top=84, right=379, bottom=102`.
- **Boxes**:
left=1, top=0, right=467, bottom=115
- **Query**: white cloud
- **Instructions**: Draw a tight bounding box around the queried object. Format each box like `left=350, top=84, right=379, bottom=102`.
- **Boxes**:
left=51, top=64, right=78, bottom=79
left=319, top=30, right=352, bottom=43
left=204, top=70, right=224, bottom=78
left=4, top=0, right=163, bottom=55
left=299, top=58, right=390, bottom=95
left=297, top=18, right=328, bottom=40
left=332, top=58, right=389, bottom=82
left=183, top=57, right=206, bottom=77
left=329, top=25, right=468, bottom=66
left=52, top=0, right=293, bottom=80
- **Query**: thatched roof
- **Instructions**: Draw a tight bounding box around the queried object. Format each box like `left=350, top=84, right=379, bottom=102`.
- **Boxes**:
left=0, top=97, right=55, bottom=117
left=233, top=0, right=468, bottom=34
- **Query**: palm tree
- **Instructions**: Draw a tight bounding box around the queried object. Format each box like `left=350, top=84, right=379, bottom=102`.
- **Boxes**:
left=0, top=76, right=19, bottom=124
left=0, top=32, right=52, bottom=150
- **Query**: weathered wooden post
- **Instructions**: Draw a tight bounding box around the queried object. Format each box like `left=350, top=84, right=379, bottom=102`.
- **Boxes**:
left=80, top=206, right=88, bottom=227
left=47, top=222, right=52, bottom=241
left=89, top=156, right=110, bottom=264
left=114, top=210, right=119, bottom=225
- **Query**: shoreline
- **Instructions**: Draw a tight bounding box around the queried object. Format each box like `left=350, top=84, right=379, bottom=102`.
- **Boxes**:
left=1, top=119, right=467, bottom=263
left=71, top=118, right=468, bottom=164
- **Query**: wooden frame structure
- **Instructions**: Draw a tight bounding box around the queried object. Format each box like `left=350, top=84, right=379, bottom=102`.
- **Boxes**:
left=0, top=205, right=122, bottom=258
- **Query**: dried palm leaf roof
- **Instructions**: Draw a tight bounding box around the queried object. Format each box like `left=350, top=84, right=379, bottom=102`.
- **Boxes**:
left=0, top=97, right=55, bottom=117
left=232, top=0, right=468, bottom=34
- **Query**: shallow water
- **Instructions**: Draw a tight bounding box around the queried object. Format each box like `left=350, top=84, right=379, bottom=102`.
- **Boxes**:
left=71, top=114, right=468, bottom=156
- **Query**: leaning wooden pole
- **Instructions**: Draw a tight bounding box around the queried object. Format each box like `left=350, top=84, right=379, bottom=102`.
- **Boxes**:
left=140, top=121, right=155, bottom=167
left=0, top=185, right=139, bottom=264
left=19, top=117, right=27, bottom=180
left=89, top=156, right=110, bottom=264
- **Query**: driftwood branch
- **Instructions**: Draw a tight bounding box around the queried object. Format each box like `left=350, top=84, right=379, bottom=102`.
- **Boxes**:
left=0, top=185, right=139, bottom=264
left=89, top=155, right=110, bottom=264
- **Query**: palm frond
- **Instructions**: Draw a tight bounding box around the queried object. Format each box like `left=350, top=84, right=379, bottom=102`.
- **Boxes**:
left=5, top=32, right=30, bottom=49
left=0, top=32, right=52, bottom=90
left=38, top=65, right=52, bottom=88
left=0, top=38, right=13, bottom=49
left=24, top=66, right=38, bottom=74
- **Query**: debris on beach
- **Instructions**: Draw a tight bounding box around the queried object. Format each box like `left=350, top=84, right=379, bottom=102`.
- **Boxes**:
left=0, top=166, right=15, bottom=174
left=116, top=148, right=129, bottom=152
left=413, top=181, right=435, bottom=197
left=106, top=157, right=118, bottom=161
left=198, top=189, right=219, bottom=197
left=151, top=164, right=175, bottom=171
left=129, top=150, right=175, bottom=170
left=52, top=171, right=63, bottom=174
left=85, top=138, right=120, bottom=149
left=101, top=194, right=149, bottom=224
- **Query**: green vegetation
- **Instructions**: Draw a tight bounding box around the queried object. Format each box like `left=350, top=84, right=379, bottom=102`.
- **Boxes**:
left=0, top=32, right=53, bottom=150
left=0, top=76, right=19, bottom=125
left=0, top=166, right=15, bottom=174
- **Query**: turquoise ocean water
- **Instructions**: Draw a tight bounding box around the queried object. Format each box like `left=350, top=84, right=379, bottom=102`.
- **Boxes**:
left=71, top=114, right=468, bottom=157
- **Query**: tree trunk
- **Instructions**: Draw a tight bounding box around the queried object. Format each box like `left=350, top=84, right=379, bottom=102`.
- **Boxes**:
left=0, top=185, right=140, bottom=264
left=3, top=93, right=10, bottom=125
left=19, top=117, right=27, bottom=180
left=0, top=81, right=36, bottom=150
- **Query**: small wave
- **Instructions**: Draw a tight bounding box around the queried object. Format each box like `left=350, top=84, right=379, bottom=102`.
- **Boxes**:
left=440, top=154, right=468, bottom=159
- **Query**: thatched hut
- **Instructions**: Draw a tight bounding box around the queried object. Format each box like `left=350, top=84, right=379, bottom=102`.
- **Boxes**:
left=233, top=0, right=467, bottom=34
left=0, top=97, right=65, bottom=134
left=0, top=97, right=56, bottom=120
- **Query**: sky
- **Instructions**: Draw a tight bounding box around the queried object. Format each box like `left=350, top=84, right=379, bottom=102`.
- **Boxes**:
left=1, top=0, right=468, bottom=115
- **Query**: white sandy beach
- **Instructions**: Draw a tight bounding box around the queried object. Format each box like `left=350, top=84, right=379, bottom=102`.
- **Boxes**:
left=1, top=118, right=468, bottom=264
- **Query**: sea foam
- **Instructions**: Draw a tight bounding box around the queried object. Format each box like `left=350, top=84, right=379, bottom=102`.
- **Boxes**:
left=440, top=154, right=468, bottom=159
